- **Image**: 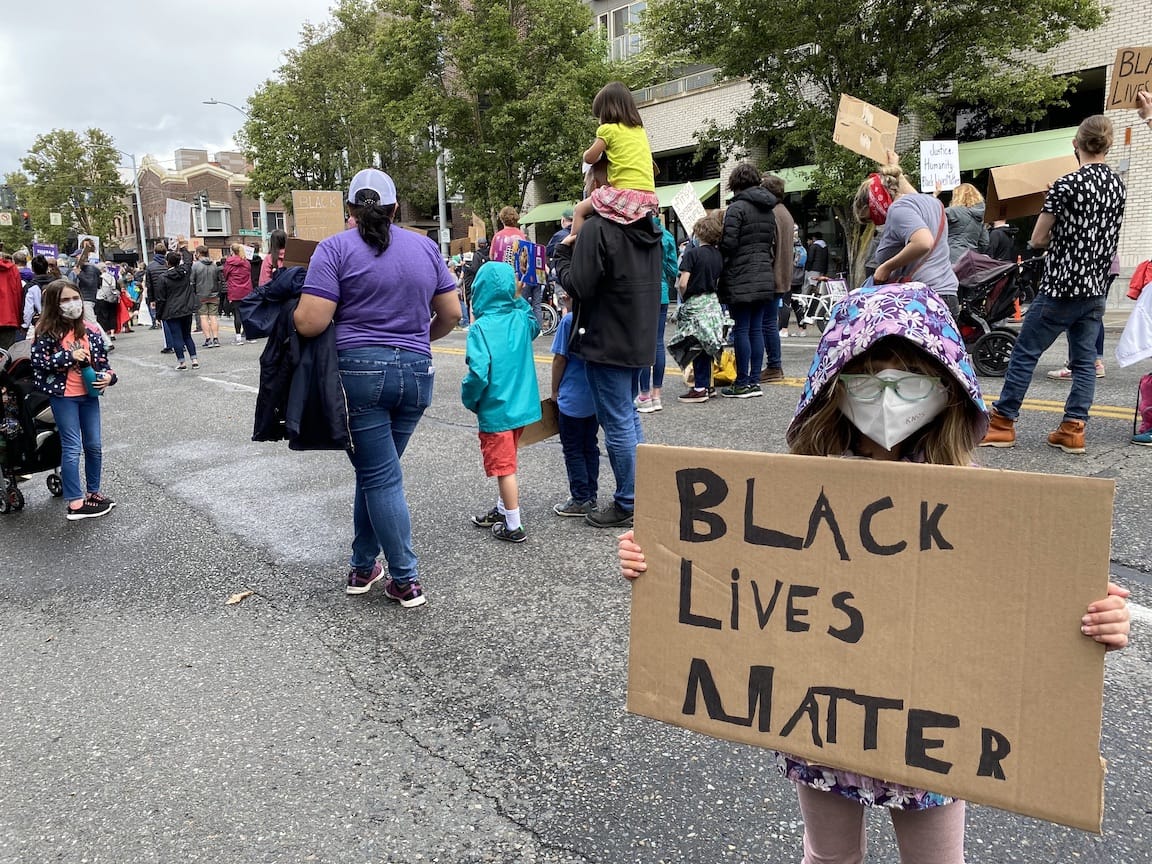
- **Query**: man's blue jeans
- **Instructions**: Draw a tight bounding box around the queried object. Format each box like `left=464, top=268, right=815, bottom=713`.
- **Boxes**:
left=50, top=394, right=103, bottom=503
left=584, top=362, right=643, bottom=511
left=338, top=347, right=434, bottom=583
left=729, top=302, right=765, bottom=386
left=994, top=293, right=1106, bottom=423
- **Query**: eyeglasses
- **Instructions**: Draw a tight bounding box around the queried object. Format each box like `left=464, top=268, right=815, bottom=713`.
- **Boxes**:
left=839, top=373, right=945, bottom=402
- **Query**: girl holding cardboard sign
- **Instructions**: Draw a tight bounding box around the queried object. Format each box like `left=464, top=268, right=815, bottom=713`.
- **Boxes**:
left=618, top=281, right=1130, bottom=863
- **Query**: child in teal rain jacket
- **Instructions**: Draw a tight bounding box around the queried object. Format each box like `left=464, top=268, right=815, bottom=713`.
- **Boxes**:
left=462, top=261, right=542, bottom=543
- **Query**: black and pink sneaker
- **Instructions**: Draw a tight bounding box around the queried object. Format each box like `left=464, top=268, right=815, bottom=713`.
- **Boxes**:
left=383, top=577, right=427, bottom=608
left=346, top=561, right=383, bottom=595
left=86, top=492, right=116, bottom=510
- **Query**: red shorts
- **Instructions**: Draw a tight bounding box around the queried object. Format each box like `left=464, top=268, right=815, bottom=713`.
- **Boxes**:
left=479, top=428, right=523, bottom=477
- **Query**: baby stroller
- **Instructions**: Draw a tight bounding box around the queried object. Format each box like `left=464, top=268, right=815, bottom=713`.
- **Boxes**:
left=953, top=251, right=1040, bottom=377
left=0, top=344, right=63, bottom=513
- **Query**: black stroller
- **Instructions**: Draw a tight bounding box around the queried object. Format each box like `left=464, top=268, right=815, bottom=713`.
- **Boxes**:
left=953, top=252, right=1041, bottom=376
left=0, top=344, right=63, bottom=513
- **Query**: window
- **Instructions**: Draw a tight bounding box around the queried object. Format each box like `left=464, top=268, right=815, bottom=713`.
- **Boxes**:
left=192, top=207, right=231, bottom=235
left=252, top=211, right=287, bottom=232
left=606, top=2, right=645, bottom=61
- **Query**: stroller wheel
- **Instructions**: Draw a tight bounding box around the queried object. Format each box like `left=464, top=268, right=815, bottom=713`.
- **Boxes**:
left=46, top=473, right=63, bottom=497
left=8, top=485, right=23, bottom=512
left=972, top=329, right=1017, bottom=377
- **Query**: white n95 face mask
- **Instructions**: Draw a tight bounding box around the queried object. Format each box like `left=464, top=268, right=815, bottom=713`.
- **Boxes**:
left=838, top=369, right=950, bottom=451
left=61, top=300, right=85, bottom=320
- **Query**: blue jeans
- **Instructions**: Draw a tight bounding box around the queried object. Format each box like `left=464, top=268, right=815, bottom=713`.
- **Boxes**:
left=729, top=302, right=765, bottom=386
left=692, top=353, right=712, bottom=389
left=558, top=411, right=600, bottom=503
left=761, top=295, right=781, bottom=370
left=523, top=283, right=543, bottom=329
left=584, top=362, right=643, bottom=511
left=338, top=346, right=434, bottom=583
left=50, top=394, right=102, bottom=503
left=994, top=294, right=1106, bottom=423
left=162, top=316, right=197, bottom=362
left=639, top=304, right=668, bottom=392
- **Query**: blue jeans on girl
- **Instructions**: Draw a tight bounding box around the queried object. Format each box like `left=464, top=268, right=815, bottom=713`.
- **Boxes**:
left=729, top=301, right=765, bottom=386
left=558, top=412, right=599, bottom=504
left=162, top=315, right=197, bottom=362
left=338, top=346, right=434, bottom=584
left=50, top=394, right=102, bottom=502
left=639, top=304, right=668, bottom=392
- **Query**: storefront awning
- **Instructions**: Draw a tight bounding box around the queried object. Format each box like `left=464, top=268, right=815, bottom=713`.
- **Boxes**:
left=764, top=165, right=816, bottom=194
left=519, top=199, right=577, bottom=225
left=957, top=126, right=1078, bottom=172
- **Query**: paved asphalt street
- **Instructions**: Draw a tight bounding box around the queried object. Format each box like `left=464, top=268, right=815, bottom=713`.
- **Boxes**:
left=1, top=319, right=1149, bottom=864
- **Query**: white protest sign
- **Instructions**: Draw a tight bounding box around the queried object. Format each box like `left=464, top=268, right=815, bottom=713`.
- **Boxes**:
left=671, top=183, right=707, bottom=235
left=164, top=198, right=193, bottom=245
left=920, top=141, right=961, bottom=193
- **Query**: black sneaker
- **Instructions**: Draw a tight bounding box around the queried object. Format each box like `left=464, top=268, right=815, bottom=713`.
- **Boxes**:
left=346, top=561, right=383, bottom=595
left=585, top=502, right=633, bottom=529
left=161, top=347, right=174, bottom=354
left=383, top=577, right=427, bottom=608
left=720, top=384, right=762, bottom=399
left=66, top=498, right=112, bottom=520
left=553, top=498, right=595, bottom=517
left=491, top=522, right=527, bottom=543
left=86, top=492, right=116, bottom=510
left=471, top=507, right=505, bottom=528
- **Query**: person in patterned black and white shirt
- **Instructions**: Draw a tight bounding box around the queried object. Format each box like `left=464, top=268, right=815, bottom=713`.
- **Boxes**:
left=980, top=115, right=1125, bottom=454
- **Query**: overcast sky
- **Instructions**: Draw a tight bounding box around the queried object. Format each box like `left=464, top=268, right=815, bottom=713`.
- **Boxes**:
left=0, top=0, right=325, bottom=178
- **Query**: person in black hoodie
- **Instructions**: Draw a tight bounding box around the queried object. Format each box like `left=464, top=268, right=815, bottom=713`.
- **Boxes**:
left=717, top=162, right=777, bottom=398
left=153, top=251, right=200, bottom=369
left=986, top=220, right=1018, bottom=262
left=552, top=206, right=661, bottom=529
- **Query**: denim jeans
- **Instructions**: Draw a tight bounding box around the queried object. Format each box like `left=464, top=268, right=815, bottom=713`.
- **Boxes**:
left=994, top=293, right=1106, bottom=423
left=162, top=315, right=197, bottom=361
left=522, top=283, right=543, bottom=329
left=639, top=304, right=668, bottom=392
left=338, top=346, right=434, bottom=583
left=692, top=354, right=712, bottom=389
left=558, top=411, right=599, bottom=503
left=50, top=394, right=102, bottom=503
left=729, top=302, right=765, bottom=386
left=584, top=362, right=643, bottom=511
left=760, top=294, right=781, bottom=370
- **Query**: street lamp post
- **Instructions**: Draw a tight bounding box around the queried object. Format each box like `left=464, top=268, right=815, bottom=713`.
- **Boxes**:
left=203, top=98, right=269, bottom=251
left=116, top=149, right=148, bottom=262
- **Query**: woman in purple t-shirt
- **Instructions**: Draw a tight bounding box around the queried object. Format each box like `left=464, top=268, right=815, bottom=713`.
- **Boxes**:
left=295, top=169, right=461, bottom=608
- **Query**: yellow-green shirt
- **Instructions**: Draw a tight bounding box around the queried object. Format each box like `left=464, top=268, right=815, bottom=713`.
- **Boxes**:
left=596, top=123, right=655, bottom=192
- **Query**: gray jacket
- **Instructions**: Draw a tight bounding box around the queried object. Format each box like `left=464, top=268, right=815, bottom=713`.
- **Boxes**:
left=189, top=259, right=217, bottom=301
left=946, top=203, right=988, bottom=263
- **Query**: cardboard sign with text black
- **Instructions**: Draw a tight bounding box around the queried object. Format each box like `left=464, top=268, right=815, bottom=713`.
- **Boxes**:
left=1107, top=47, right=1152, bottom=109
left=627, top=445, right=1114, bottom=832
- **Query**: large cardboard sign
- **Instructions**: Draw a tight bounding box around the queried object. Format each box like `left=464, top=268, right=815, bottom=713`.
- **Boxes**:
left=291, top=191, right=346, bottom=242
left=1106, top=47, right=1152, bottom=109
left=163, top=199, right=191, bottom=244
left=671, top=183, right=707, bottom=235
left=985, top=155, right=1079, bottom=221
left=833, top=94, right=899, bottom=163
left=919, top=140, right=961, bottom=193
left=627, top=445, right=1114, bottom=832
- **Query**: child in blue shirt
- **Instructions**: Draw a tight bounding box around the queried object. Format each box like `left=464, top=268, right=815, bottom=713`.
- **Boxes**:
left=550, top=293, right=600, bottom=516
left=462, top=262, right=541, bottom=542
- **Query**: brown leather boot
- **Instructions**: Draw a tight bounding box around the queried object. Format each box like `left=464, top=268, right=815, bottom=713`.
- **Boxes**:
left=1047, top=419, right=1086, bottom=454
left=979, top=408, right=1016, bottom=448
left=760, top=367, right=785, bottom=383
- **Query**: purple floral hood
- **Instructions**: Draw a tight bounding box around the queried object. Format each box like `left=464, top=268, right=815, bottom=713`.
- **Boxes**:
left=787, top=281, right=988, bottom=445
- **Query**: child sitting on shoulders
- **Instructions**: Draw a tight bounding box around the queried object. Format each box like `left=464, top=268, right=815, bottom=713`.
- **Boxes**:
left=570, top=81, right=660, bottom=238
left=550, top=290, right=600, bottom=517
left=463, top=262, right=541, bottom=543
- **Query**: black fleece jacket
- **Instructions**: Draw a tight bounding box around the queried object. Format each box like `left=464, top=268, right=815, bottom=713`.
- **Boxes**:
left=552, top=213, right=662, bottom=368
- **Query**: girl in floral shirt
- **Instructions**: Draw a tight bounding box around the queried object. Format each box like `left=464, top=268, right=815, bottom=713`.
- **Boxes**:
left=618, top=281, right=1130, bottom=863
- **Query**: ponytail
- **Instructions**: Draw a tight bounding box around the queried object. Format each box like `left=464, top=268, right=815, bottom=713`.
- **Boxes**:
left=351, top=202, right=397, bottom=256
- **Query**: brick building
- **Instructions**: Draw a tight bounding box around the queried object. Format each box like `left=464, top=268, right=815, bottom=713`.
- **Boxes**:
left=112, top=149, right=289, bottom=255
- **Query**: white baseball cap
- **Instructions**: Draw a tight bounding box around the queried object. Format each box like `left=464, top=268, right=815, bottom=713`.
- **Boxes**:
left=347, top=168, right=397, bottom=207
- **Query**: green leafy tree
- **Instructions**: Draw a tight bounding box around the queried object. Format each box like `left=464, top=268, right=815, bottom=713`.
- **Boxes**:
left=378, top=0, right=611, bottom=229
left=0, top=172, right=32, bottom=251
left=642, top=0, right=1104, bottom=281
left=19, top=128, right=128, bottom=248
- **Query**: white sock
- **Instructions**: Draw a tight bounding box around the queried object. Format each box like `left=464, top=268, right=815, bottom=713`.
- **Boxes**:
left=497, top=498, right=506, bottom=516
left=505, top=507, right=522, bottom=531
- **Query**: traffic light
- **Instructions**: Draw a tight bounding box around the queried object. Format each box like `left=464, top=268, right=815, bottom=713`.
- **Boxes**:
left=20, top=211, right=31, bottom=231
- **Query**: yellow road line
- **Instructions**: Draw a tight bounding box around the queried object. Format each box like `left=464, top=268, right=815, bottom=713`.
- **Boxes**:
left=431, top=347, right=1133, bottom=421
